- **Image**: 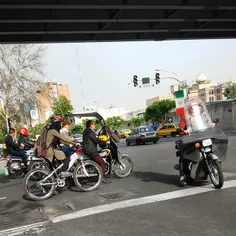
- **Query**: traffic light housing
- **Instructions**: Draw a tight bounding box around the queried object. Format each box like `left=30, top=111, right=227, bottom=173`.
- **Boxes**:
left=133, top=75, right=138, bottom=87
left=155, top=73, right=160, bottom=84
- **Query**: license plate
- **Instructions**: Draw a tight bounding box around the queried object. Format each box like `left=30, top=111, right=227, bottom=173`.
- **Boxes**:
left=146, top=133, right=155, bottom=136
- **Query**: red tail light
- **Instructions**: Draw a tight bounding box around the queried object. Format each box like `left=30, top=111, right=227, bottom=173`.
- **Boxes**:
left=141, top=135, right=145, bottom=138
left=75, top=148, right=83, bottom=155
left=156, top=133, right=159, bottom=136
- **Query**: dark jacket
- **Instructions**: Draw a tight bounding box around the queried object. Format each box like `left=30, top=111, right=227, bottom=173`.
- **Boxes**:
left=5, top=135, right=20, bottom=154
left=18, top=135, right=35, bottom=149
left=83, top=128, right=100, bottom=154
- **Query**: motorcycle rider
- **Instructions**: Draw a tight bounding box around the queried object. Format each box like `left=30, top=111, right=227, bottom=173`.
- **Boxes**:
left=177, top=100, right=216, bottom=186
left=83, top=120, right=111, bottom=184
left=45, top=116, right=76, bottom=178
left=60, top=120, right=75, bottom=156
left=5, top=128, right=27, bottom=168
left=18, top=127, right=35, bottom=149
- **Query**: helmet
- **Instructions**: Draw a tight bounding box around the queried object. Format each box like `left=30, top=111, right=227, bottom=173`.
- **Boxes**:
left=98, top=135, right=109, bottom=142
left=19, top=127, right=28, bottom=137
left=187, top=102, right=204, bottom=116
left=50, top=116, right=63, bottom=124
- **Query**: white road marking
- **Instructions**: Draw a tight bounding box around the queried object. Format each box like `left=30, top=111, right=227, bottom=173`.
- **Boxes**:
left=52, top=179, right=236, bottom=223
left=0, top=197, right=6, bottom=200
left=0, top=221, right=47, bottom=236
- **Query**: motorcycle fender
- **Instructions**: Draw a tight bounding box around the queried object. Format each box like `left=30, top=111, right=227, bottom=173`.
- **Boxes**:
left=209, top=153, right=218, bottom=160
left=190, top=162, right=200, bottom=179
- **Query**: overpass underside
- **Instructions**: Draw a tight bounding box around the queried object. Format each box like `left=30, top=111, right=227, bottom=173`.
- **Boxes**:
left=0, top=0, right=236, bottom=43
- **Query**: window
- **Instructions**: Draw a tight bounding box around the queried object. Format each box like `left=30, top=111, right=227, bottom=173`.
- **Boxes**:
left=217, top=95, right=221, bottom=100
left=209, top=90, right=214, bottom=95
left=140, top=127, right=155, bottom=133
left=167, top=125, right=174, bottom=129
left=160, top=126, right=167, bottom=130
left=217, top=89, right=220, bottom=94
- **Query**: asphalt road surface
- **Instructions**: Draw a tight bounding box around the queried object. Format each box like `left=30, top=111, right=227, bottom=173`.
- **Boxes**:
left=1, top=133, right=236, bottom=236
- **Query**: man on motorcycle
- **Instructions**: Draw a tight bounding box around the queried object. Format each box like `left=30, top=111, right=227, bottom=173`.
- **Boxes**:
left=177, top=101, right=216, bottom=186
left=45, top=116, right=76, bottom=178
left=83, top=120, right=111, bottom=184
left=5, top=128, right=27, bottom=168
left=18, top=127, right=35, bottom=149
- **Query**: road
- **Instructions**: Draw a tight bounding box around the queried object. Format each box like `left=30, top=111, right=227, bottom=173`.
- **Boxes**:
left=0, top=133, right=236, bottom=235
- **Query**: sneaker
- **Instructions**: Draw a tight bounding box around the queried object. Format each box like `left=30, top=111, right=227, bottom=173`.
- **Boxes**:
left=60, top=171, right=72, bottom=178
left=180, top=175, right=187, bottom=187
left=102, top=178, right=112, bottom=184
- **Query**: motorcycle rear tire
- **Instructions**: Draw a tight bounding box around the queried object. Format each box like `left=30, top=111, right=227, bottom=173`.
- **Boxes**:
left=113, top=154, right=133, bottom=178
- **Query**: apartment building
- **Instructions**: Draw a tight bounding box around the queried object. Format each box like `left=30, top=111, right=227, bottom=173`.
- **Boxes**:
left=146, top=95, right=174, bottom=106
left=36, top=82, right=71, bottom=123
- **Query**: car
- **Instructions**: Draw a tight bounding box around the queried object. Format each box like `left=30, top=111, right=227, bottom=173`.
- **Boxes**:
left=74, top=134, right=83, bottom=143
left=118, top=129, right=132, bottom=139
left=156, top=123, right=178, bottom=137
left=126, top=126, right=159, bottom=145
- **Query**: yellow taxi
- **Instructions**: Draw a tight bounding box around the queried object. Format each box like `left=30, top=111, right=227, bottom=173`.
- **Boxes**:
left=118, top=129, right=132, bottom=139
left=157, top=124, right=178, bottom=137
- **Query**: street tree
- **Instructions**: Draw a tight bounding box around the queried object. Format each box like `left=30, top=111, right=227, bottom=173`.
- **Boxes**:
left=224, top=84, right=236, bottom=99
left=145, top=99, right=175, bottom=123
left=52, top=96, right=73, bottom=119
left=129, top=117, right=144, bottom=127
left=0, top=44, right=45, bottom=126
left=106, top=116, right=124, bottom=130
left=70, top=124, right=83, bottom=134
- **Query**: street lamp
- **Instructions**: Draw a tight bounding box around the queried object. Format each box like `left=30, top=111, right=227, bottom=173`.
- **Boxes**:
left=155, top=69, right=189, bottom=100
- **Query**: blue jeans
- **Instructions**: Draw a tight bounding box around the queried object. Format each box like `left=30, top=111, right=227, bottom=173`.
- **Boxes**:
left=60, top=146, right=73, bottom=156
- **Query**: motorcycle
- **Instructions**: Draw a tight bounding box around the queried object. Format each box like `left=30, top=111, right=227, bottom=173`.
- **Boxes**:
left=174, top=98, right=228, bottom=189
left=24, top=146, right=103, bottom=201
left=6, top=140, right=43, bottom=178
left=66, top=112, right=133, bottom=178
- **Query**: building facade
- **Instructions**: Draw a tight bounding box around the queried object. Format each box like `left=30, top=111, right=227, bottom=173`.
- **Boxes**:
left=36, top=82, right=71, bottom=124
left=146, top=95, right=174, bottom=106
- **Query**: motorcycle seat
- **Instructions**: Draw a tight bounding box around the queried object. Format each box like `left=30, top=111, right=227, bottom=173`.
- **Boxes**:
left=8, top=154, right=22, bottom=160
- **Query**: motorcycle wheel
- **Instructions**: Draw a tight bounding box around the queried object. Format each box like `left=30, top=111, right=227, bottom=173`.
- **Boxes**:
left=208, top=159, right=224, bottom=189
left=23, top=168, right=56, bottom=201
left=7, top=162, right=25, bottom=179
left=73, top=160, right=102, bottom=192
left=112, top=154, right=133, bottom=178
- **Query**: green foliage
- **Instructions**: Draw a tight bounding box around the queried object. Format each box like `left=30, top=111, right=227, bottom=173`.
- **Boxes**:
left=52, top=96, right=74, bottom=119
left=224, top=84, right=236, bottom=99
left=145, top=99, right=175, bottom=123
left=0, top=117, right=7, bottom=143
left=70, top=124, right=83, bottom=134
left=106, top=116, right=124, bottom=129
left=128, top=117, right=145, bottom=127
left=29, top=123, right=44, bottom=139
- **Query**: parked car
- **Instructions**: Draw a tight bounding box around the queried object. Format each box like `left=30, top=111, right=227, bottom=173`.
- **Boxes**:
left=118, top=129, right=132, bottom=139
left=126, top=126, right=159, bottom=145
left=74, top=134, right=83, bottom=143
left=156, top=123, right=178, bottom=137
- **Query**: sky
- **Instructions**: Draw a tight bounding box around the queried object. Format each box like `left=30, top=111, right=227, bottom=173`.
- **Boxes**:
left=44, top=39, right=236, bottom=112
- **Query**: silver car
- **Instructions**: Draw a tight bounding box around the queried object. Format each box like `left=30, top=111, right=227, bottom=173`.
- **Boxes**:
left=126, top=126, right=159, bottom=146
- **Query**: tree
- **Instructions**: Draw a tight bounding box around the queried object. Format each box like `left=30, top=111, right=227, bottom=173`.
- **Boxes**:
left=106, top=116, right=124, bottom=130
left=224, top=84, right=236, bottom=99
left=70, top=124, right=83, bottom=134
left=0, top=44, right=45, bottom=126
left=129, top=117, right=145, bottom=127
left=29, top=123, right=44, bottom=139
left=145, top=99, right=175, bottom=123
left=52, top=96, right=73, bottom=119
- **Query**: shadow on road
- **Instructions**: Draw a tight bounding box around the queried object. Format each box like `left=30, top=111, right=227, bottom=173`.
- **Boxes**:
left=132, top=171, right=180, bottom=187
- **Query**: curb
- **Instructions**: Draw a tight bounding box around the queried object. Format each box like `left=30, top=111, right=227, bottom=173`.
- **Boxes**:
left=0, top=158, right=6, bottom=175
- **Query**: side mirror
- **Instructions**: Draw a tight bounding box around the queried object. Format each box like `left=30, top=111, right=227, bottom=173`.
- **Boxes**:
left=213, top=118, right=219, bottom=124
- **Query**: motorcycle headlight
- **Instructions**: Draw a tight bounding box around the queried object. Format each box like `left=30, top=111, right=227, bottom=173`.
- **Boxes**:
left=202, top=139, right=212, bottom=147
